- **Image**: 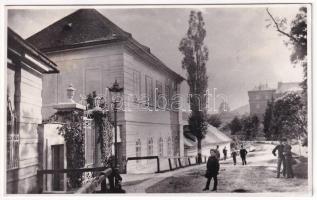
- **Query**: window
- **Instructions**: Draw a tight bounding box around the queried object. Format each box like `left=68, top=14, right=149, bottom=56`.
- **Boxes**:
left=133, top=70, right=141, bottom=100
left=158, top=137, right=164, bottom=157
left=145, top=76, right=154, bottom=106
left=165, top=79, right=171, bottom=109
left=155, top=80, right=163, bottom=108
left=256, top=104, right=260, bottom=109
left=7, top=68, right=19, bottom=170
left=136, top=139, right=142, bottom=163
left=147, top=138, right=154, bottom=156
left=255, top=95, right=260, bottom=100
left=167, top=137, right=172, bottom=156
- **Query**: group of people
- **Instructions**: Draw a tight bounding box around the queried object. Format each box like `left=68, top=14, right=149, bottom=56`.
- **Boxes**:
left=203, top=144, right=249, bottom=191
left=203, top=140, right=294, bottom=192
left=272, top=138, right=294, bottom=178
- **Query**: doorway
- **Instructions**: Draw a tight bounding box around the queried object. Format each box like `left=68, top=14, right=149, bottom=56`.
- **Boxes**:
left=51, top=144, right=64, bottom=191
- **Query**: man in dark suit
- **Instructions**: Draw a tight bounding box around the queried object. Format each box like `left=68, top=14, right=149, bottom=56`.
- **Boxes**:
left=203, top=149, right=220, bottom=191
left=272, top=139, right=286, bottom=178
left=240, top=145, right=248, bottom=165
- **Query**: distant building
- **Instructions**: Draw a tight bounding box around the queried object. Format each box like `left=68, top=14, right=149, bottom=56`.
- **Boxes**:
left=276, top=81, right=302, bottom=95
left=248, top=82, right=302, bottom=121
left=248, top=84, right=276, bottom=120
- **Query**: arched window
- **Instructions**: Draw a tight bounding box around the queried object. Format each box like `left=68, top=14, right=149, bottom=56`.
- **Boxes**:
left=147, top=137, right=153, bottom=156
left=167, top=137, right=172, bottom=156
left=136, top=139, right=141, bottom=163
left=158, top=137, right=164, bottom=156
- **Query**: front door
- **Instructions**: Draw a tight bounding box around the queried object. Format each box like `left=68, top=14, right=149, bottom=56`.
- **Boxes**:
left=52, top=144, right=64, bottom=191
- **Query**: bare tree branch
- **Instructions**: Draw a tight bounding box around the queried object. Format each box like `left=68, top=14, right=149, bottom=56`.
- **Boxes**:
left=266, top=8, right=299, bottom=43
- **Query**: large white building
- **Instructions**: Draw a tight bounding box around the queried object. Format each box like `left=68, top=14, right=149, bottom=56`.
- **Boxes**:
left=27, top=9, right=186, bottom=173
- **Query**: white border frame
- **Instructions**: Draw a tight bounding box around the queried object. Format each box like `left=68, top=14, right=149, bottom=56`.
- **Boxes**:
left=0, top=1, right=315, bottom=200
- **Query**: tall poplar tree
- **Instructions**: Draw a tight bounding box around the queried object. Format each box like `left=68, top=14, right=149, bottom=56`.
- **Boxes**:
left=179, top=11, right=209, bottom=163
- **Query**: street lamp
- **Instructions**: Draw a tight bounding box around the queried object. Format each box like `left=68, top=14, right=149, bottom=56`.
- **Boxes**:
left=108, top=80, right=124, bottom=169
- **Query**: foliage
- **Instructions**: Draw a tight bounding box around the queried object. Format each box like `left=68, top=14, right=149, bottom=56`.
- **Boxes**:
left=239, top=115, right=260, bottom=140
left=269, top=92, right=307, bottom=140
left=86, top=91, right=113, bottom=167
left=229, top=116, right=242, bottom=135
left=207, top=114, right=222, bottom=128
left=263, top=98, right=274, bottom=140
left=179, top=10, right=209, bottom=161
left=266, top=7, right=308, bottom=105
left=57, top=110, right=85, bottom=189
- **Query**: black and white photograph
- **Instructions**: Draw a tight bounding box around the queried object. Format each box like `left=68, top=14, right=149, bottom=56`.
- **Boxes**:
left=1, top=1, right=315, bottom=198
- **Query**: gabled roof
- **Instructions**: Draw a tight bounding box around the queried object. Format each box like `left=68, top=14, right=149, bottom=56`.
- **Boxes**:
left=202, top=125, right=232, bottom=146
left=27, top=9, right=131, bottom=52
left=27, top=9, right=184, bottom=81
left=183, top=125, right=232, bottom=148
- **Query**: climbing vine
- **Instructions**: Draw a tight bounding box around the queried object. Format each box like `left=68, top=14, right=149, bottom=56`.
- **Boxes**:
left=86, top=91, right=113, bottom=167
left=57, top=110, right=85, bottom=189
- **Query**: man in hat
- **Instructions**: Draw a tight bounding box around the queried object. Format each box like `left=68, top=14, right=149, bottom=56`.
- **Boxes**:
left=203, top=149, right=220, bottom=191
left=272, top=138, right=286, bottom=178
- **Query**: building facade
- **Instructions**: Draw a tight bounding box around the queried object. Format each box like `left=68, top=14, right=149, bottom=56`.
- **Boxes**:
left=248, top=84, right=276, bottom=120
left=7, top=28, right=59, bottom=193
left=26, top=9, right=185, bottom=173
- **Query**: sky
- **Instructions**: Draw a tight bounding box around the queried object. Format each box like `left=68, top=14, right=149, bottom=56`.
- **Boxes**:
left=7, top=5, right=307, bottom=110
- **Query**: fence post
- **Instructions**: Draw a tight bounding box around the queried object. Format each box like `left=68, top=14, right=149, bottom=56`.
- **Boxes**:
left=37, top=171, right=43, bottom=193
left=100, top=177, right=107, bottom=193
left=168, top=158, right=173, bottom=171
left=178, top=158, right=182, bottom=168
left=156, top=157, right=160, bottom=173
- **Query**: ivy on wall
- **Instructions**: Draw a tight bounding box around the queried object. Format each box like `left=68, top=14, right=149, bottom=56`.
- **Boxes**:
left=86, top=91, right=113, bottom=168
left=57, top=110, right=85, bottom=189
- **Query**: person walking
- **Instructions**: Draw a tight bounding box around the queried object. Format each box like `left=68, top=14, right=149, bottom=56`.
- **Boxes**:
left=283, top=140, right=294, bottom=178
left=239, top=145, right=248, bottom=165
left=272, top=139, right=286, bottom=178
left=203, top=149, right=220, bottom=191
left=231, top=149, right=237, bottom=165
left=215, top=145, right=220, bottom=160
left=223, top=146, right=228, bottom=160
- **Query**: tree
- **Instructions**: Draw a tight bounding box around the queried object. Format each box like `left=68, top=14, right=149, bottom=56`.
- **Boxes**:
left=179, top=10, right=209, bottom=163
left=207, top=114, right=222, bottom=128
left=263, top=98, right=274, bottom=140
left=240, top=115, right=260, bottom=140
left=229, top=116, right=242, bottom=135
left=272, top=92, right=307, bottom=139
left=266, top=7, right=308, bottom=106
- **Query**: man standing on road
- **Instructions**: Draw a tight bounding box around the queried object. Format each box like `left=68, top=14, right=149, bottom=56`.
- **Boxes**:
left=283, top=140, right=294, bottom=178
left=215, top=145, right=220, bottom=160
left=272, top=138, right=286, bottom=178
left=203, top=149, right=220, bottom=192
left=240, top=145, right=248, bottom=165
left=223, top=146, right=228, bottom=160
left=231, top=149, right=237, bottom=165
